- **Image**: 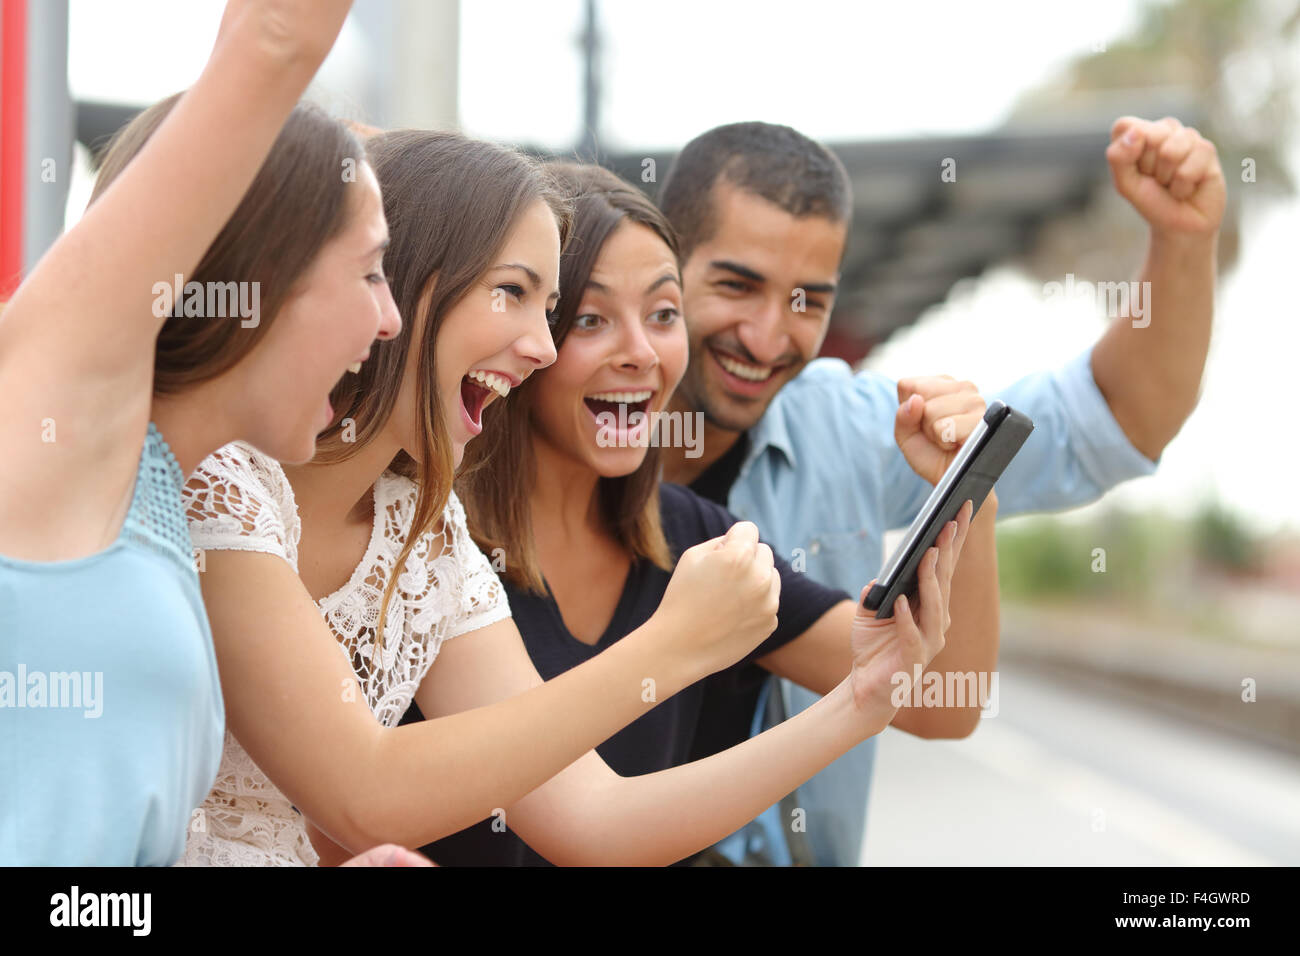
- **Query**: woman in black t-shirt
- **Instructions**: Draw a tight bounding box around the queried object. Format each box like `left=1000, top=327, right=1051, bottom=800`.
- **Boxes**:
left=403, top=163, right=984, bottom=865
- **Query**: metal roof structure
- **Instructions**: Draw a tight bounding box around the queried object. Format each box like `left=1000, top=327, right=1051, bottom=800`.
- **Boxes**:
left=77, top=97, right=1227, bottom=365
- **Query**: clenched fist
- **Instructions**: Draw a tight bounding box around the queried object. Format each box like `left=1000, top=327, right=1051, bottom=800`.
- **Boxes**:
left=1106, top=116, right=1225, bottom=239
left=894, top=375, right=987, bottom=486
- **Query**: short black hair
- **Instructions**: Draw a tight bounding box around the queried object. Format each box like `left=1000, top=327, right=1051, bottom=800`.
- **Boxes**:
left=657, top=121, right=853, bottom=261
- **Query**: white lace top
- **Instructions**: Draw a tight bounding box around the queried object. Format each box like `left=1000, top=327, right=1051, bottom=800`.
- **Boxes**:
left=176, top=442, right=510, bottom=866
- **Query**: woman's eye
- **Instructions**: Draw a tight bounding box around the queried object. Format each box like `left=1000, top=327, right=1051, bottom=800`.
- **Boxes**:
left=366, top=272, right=387, bottom=285
left=574, top=313, right=603, bottom=331
left=648, top=308, right=679, bottom=325
left=498, top=283, right=526, bottom=300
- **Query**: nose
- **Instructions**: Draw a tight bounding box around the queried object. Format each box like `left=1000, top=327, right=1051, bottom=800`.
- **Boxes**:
left=615, top=315, right=660, bottom=372
left=519, top=305, right=558, bottom=369
left=737, top=293, right=792, bottom=365
left=376, top=282, right=403, bottom=341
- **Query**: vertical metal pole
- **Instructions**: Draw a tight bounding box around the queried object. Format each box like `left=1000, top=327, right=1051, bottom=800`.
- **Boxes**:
left=578, top=0, right=601, bottom=161
left=1, top=0, right=26, bottom=297
left=23, top=0, right=71, bottom=273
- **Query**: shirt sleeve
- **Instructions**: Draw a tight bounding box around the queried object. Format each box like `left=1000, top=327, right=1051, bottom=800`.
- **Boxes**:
left=441, top=491, right=512, bottom=640
left=183, top=443, right=296, bottom=565
left=809, top=366, right=935, bottom=531
left=989, top=347, right=1158, bottom=517
left=743, top=550, right=852, bottom=664
left=866, top=348, right=1160, bottom=528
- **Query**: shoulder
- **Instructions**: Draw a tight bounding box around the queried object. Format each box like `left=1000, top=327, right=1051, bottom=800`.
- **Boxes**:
left=759, top=358, right=901, bottom=454
left=773, top=358, right=899, bottom=416
left=659, top=482, right=740, bottom=550
left=183, top=442, right=299, bottom=564
left=376, top=477, right=507, bottom=633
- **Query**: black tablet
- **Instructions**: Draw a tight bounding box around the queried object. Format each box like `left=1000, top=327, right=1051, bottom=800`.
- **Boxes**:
left=863, top=400, right=1034, bottom=618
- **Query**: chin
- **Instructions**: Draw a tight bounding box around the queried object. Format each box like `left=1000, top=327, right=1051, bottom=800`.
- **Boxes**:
left=592, top=447, right=647, bottom=479
left=272, top=434, right=319, bottom=466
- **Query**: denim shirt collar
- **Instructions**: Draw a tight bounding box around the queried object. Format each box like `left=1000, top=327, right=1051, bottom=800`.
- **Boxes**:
left=742, top=387, right=799, bottom=474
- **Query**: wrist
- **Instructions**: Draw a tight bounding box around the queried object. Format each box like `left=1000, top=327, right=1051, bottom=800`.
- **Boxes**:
left=215, top=9, right=334, bottom=80
left=1147, top=228, right=1218, bottom=260
left=836, top=677, right=895, bottom=742
left=630, top=610, right=701, bottom=690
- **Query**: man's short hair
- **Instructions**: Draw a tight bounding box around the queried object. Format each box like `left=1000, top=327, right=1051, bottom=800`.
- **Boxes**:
left=658, top=121, right=853, bottom=261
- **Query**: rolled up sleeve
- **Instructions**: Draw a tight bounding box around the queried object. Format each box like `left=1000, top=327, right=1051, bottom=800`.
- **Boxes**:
left=993, top=348, right=1158, bottom=517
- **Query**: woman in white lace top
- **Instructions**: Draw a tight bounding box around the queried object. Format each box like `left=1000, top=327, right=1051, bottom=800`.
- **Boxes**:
left=180, top=444, right=508, bottom=865
left=176, top=130, right=961, bottom=866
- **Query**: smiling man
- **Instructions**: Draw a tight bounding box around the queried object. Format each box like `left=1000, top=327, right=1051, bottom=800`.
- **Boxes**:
left=658, top=118, right=1224, bottom=865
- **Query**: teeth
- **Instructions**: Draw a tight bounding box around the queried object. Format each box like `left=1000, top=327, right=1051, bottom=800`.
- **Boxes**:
left=587, top=390, right=653, bottom=403
left=347, top=362, right=363, bottom=374
left=716, top=353, right=773, bottom=382
left=467, top=369, right=511, bottom=399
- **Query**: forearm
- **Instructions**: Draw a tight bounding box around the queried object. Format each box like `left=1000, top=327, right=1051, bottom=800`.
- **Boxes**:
left=333, top=618, right=698, bottom=852
left=547, top=681, right=884, bottom=866
left=1091, top=232, right=1216, bottom=460
left=891, top=493, right=999, bottom=738
left=7, top=6, right=333, bottom=364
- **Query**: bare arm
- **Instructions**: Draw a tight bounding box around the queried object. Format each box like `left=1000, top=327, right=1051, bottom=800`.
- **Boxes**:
left=202, top=521, right=778, bottom=855
left=1091, top=116, right=1225, bottom=460
left=410, top=508, right=966, bottom=866
left=0, top=0, right=353, bottom=558
left=1, top=0, right=352, bottom=370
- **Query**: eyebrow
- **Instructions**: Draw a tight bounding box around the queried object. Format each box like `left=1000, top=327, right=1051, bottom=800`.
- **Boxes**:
left=710, top=259, right=836, bottom=296
left=585, top=272, right=682, bottom=297
left=490, top=262, right=542, bottom=287
left=365, top=237, right=390, bottom=258
left=491, top=262, right=559, bottom=304
left=710, top=260, right=765, bottom=283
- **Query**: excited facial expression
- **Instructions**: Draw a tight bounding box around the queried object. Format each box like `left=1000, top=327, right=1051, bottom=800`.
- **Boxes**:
left=531, top=221, right=687, bottom=477
left=239, top=160, right=402, bottom=464
left=389, top=199, right=561, bottom=468
left=676, top=180, right=848, bottom=433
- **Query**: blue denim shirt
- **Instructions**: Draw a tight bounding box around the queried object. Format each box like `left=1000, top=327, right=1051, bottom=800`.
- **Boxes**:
left=713, top=347, right=1157, bottom=865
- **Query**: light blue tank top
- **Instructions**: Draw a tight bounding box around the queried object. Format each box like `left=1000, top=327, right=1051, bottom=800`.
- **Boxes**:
left=0, top=423, right=224, bottom=865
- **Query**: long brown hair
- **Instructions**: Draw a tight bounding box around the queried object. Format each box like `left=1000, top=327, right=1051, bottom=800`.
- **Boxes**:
left=314, top=129, right=572, bottom=629
left=457, top=162, right=677, bottom=593
left=90, top=93, right=366, bottom=394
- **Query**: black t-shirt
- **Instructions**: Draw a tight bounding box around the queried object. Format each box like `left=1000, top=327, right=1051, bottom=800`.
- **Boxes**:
left=684, top=431, right=779, bottom=767
left=689, top=431, right=749, bottom=508
left=400, top=481, right=848, bottom=866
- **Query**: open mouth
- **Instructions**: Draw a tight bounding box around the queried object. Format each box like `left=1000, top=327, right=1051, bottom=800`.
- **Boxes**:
left=583, top=389, right=655, bottom=423
left=459, top=369, right=513, bottom=434
left=708, top=347, right=792, bottom=397
left=711, top=348, right=777, bottom=383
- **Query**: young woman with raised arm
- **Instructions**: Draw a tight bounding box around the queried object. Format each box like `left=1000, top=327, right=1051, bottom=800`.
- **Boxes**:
left=0, top=0, right=408, bottom=865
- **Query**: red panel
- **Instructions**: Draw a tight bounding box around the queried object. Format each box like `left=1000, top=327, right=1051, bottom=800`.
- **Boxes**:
left=1, top=0, right=27, bottom=299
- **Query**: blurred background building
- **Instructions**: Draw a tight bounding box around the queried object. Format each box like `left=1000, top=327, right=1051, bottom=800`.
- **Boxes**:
left=2, top=0, right=1296, bottom=864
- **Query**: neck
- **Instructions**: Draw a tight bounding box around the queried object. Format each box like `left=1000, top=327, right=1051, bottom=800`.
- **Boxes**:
left=661, top=391, right=743, bottom=485
left=285, top=424, right=405, bottom=529
left=529, top=435, right=605, bottom=550
left=151, top=384, right=243, bottom=478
